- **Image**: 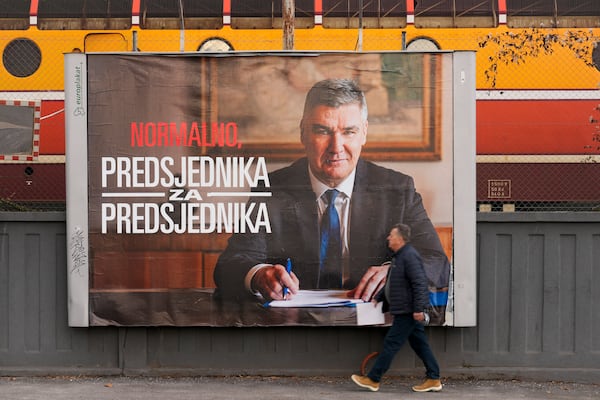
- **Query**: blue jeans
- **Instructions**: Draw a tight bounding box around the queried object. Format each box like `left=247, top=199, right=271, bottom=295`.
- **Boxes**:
left=367, top=314, right=440, bottom=382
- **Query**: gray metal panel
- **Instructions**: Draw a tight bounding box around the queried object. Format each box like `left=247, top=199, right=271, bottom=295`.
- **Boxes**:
left=0, top=230, right=8, bottom=351
left=0, top=217, right=119, bottom=371
left=466, top=219, right=600, bottom=370
left=1, top=213, right=599, bottom=382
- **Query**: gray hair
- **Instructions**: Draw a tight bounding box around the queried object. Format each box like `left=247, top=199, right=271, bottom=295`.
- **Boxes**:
left=392, top=223, right=411, bottom=242
left=302, top=78, right=368, bottom=121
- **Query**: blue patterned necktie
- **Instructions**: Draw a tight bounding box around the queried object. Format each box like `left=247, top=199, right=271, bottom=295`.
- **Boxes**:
left=319, top=189, right=342, bottom=288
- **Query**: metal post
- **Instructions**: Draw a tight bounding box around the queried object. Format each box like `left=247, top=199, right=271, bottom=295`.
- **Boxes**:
left=178, top=0, right=185, bottom=51
left=132, top=30, right=138, bottom=52
left=283, top=0, right=295, bottom=50
left=357, top=0, right=363, bottom=51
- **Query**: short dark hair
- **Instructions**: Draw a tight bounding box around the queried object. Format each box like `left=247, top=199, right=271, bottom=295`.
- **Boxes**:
left=302, top=78, right=368, bottom=121
left=392, top=223, right=411, bottom=242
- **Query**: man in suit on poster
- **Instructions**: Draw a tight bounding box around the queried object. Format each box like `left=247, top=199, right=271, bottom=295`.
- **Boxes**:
left=214, top=79, right=450, bottom=318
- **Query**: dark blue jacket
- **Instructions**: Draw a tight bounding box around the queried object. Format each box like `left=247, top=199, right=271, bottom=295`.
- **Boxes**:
left=375, top=243, right=430, bottom=315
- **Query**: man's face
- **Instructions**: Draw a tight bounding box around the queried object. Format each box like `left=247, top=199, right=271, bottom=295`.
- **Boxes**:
left=387, top=228, right=405, bottom=253
left=300, top=103, right=367, bottom=187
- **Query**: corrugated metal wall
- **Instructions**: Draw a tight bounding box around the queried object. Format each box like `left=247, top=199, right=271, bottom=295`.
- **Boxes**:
left=1, top=212, right=599, bottom=382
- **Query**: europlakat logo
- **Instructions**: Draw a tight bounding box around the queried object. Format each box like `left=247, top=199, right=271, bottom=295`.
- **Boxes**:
left=73, top=62, right=85, bottom=116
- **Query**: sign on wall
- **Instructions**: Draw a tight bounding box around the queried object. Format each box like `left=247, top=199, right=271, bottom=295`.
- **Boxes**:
left=65, top=51, right=476, bottom=327
left=0, top=100, right=40, bottom=161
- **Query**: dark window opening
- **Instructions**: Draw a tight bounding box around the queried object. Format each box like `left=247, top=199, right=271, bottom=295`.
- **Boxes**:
left=323, top=0, right=407, bottom=18
left=231, top=0, right=313, bottom=18
left=0, top=0, right=30, bottom=18
left=38, top=0, right=133, bottom=18
left=0, top=0, right=30, bottom=29
left=415, top=0, right=497, bottom=17
left=507, top=0, right=600, bottom=27
left=556, top=0, right=600, bottom=17
left=507, top=0, right=555, bottom=17
left=140, top=0, right=223, bottom=18
left=507, top=0, right=600, bottom=17
left=139, top=0, right=224, bottom=29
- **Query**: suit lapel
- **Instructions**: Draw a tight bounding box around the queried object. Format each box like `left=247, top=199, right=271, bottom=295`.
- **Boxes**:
left=349, top=161, right=376, bottom=278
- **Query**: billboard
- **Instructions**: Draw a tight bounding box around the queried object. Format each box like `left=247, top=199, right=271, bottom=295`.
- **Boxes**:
left=65, top=51, right=476, bottom=327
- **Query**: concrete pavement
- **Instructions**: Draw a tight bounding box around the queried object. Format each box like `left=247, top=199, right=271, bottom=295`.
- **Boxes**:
left=1, top=375, right=599, bottom=400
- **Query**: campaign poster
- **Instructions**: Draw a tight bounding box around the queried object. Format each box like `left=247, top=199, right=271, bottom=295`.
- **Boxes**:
left=65, top=52, right=476, bottom=327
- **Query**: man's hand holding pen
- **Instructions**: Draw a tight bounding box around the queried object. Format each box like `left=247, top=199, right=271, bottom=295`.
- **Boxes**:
left=251, top=261, right=299, bottom=301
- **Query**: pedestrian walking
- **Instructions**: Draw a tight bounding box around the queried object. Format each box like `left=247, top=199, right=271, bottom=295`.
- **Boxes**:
left=351, top=223, right=443, bottom=393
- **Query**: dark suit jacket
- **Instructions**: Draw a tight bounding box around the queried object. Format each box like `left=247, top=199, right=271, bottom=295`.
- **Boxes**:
left=213, top=157, right=450, bottom=299
left=375, top=243, right=430, bottom=315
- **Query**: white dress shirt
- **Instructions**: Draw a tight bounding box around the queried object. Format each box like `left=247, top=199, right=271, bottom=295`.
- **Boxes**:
left=244, top=167, right=357, bottom=292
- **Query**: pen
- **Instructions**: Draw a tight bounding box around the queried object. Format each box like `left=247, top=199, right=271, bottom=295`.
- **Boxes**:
left=282, top=258, right=292, bottom=299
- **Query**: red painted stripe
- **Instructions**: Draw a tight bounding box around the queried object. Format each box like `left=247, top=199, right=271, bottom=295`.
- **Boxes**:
left=132, top=0, right=140, bottom=16
left=477, top=100, right=600, bottom=155
left=29, top=0, right=38, bottom=16
left=39, top=101, right=65, bottom=155
left=497, top=0, right=507, bottom=14
left=223, top=0, right=231, bottom=15
left=406, top=0, right=414, bottom=14
left=314, top=0, right=322, bottom=14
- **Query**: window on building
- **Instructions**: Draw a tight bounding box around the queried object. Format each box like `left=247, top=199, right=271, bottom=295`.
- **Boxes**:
left=0, top=0, right=29, bottom=29
left=231, top=0, right=314, bottom=29
left=508, top=0, right=600, bottom=27
left=323, top=0, right=407, bottom=28
left=415, top=0, right=498, bottom=27
left=38, top=0, right=132, bottom=29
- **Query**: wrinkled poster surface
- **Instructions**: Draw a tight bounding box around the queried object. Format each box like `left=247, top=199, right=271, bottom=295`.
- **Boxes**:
left=66, top=52, right=468, bottom=327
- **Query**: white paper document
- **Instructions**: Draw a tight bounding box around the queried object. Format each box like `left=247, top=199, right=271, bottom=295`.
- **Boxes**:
left=355, top=301, right=385, bottom=325
left=265, top=290, right=364, bottom=308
